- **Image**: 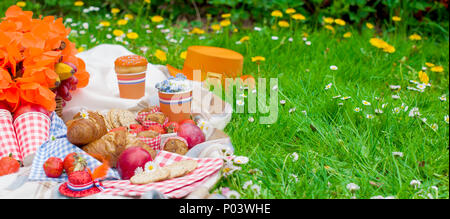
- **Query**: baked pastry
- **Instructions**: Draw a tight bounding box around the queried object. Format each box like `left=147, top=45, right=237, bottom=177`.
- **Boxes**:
left=114, top=55, right=148, bottom=74
left=130, top=160, right=198, bottom=185
left=137, top=130, right=159, bottom=139
left=66, top=111, right=108, bottom=146
left=104, top=109, right=138, bottom=130
left=145, top=112, right=167, bottom=125
left=82, top=129, right=156, bottom=167
left=162, top=137, right=188, bottom=155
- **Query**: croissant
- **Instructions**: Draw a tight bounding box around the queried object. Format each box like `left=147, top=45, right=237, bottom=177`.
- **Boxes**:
left=82, top=129, right=156, bottom=167
left=66, top=111, right=108, bottom=146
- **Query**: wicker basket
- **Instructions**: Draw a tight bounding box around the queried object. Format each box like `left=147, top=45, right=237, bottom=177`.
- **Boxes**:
left=55, top=96, right=64, bottom=118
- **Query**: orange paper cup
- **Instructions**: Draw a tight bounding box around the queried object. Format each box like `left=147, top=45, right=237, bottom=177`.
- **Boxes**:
left=158, top=90, right=192, bottom=123
left=116, top=71, right=146, bottom=99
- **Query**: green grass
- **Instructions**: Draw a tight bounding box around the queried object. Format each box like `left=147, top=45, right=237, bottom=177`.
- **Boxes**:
left=2, top=2, right=448, bottom=199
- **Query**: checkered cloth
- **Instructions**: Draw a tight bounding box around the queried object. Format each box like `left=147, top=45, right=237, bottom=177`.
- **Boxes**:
left=138, top=134, right=161, bottom=151
left=28, top=113, right=120, bottom=182
left=0, top=110, right=20, bottom=160
left=100, top=150, right=223, bottom=198
left=14, top=112, right=51, bottom=161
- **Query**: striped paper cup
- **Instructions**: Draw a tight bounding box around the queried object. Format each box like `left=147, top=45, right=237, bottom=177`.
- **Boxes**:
left=158, top=89, right=192, bottom=123
left=116, top=71, right=146, bottom=99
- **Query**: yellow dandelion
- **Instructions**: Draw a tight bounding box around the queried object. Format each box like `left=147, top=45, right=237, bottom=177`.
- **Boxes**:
left=99, top=21, right=111, bottom=27
left=16, top=1, right=26, bottom=7
left=151, top=15, right=164, bottom=23
left=239, top=36, right=250, bottom=43
left=251, top=56, right=266, bottom=62
left=125, top=14, right=134, bottom=20
left=278, top=20, right=290, bottom=28
left=369, top=38, right=389, bottom=49
left=154, top=49, right=167, bottom=62
left=366, top=22, right=374, bottom=29
left=291, top=13, right=305, bottom=21
left=126, top=32, right=139, bottom=40
left=392, top=16, right=401, bottom=22
left=220, top=19, right=231, bottom=27
left=221, top=13, right=231, bottom=18
left=111, top=8, right=120, bottom=15
left=144, top=0, right=151, bottom=3
left=233, top=28, right=238, bottom=33
left=211, top=24, right=221, bottom=31
left=343, top=32, right=352, bottom=38
left=418, top=71, right=429, bottom=84
left=425, top=62, right=435, bottom=67
left=324, top=25, right=335, bottom=33
left=190, top=27, right=205, bottom=34
left=383, top=45, right=396, bottom=53
left=180, top=51, right=187, bottom=60
left=117, top=19, right=128, bottom=26
left=74, top=1, right=84, bottom=7
left=285, top=8, right=296, bottom=14
left=302, top=32, right=309, bottom=37
left=271, top=10, right=283, bottom=17
left=334, top=18, right=346, bottom=26
left=112, top=29, right=124, bottom=37
left=323, top=17, right=334, bottom=24
left=409, top=33, right=422, bottom=41
left=431, top=66, right=444, bottom=72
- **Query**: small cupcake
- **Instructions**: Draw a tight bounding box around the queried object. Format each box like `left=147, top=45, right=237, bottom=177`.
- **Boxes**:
left=162, top=136, right=189, bottom=155
left=114, top=55, right=148, bottom=74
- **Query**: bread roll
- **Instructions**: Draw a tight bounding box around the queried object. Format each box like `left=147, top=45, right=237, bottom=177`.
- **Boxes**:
left=66, top=111, right=107, bottom=146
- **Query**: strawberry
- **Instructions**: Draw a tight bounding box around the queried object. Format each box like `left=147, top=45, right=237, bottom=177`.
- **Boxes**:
left=164, top=122, right=179, bottom=133
left=146, top=124, right=166, bottom=134
left=130, top=124, right=143, bottom=130
left=0, top=154, right=21, bottom=176
left=43, top=157, right=63, bottom=178
left=63, top=152, right=87, bottom=175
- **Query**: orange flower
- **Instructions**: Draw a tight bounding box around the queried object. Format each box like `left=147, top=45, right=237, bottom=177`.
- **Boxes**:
left=0, top=6, right=89, bottom=112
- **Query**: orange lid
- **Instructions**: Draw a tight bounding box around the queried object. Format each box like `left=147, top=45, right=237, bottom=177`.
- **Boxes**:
left=115, top=55, right=148, bottom=67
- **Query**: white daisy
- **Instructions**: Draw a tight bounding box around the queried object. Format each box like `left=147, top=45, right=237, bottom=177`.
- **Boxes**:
left=445, top=115, right=449, bottom=124
left=333, top=95, right=341, bottom=99
left=392, top=95, right=400, bottom=100
left=289, top=107, right=296, bottom=113
left=250, top=184, right=261, bottom=195
left=392, top=152, right=404, bottom=157
left=271, top=36, right=279, bottom=40
left=416, top=84, right=426, bottom=90
left=431, top=123, right=438, bottom=131
left=366, top=114, right=374, bottom=119
left=236, top=99, right=245, bottom=106
left=410, top=180, right=421, bottom=189
left=290, top=174, right=299, bottom=183
left=375, top=109, right=383, bottom=114
left=134, top=167, right=144, bottom=175
left=362, top=100, right=371, bottom=106
left=144, top=161, right=159, bottom=173
left=341, top=96, right=351, bottom=100
left=389, top=85, right=401, bottom=90
left=82, top=22, right=89, bottom=29
left=243, top=180, right=253, bottom=190
left=346, top=183, right=360, bottom=192
left=324, top=83, right=333, bottom=90
left=156, top=24, right=165, bottom=29
left=330, top=65, right=338, bottom=70
left=338, top=102, right=344, bottom=106
left=254, top=26, right=262, bottom=31
left=225, top=190, right=241, bottom=199
left=408, top=107, right=420, bottom=117
left=288, top=37, right=293, bottom=42
left=382, top=103, right=388, bottom=109
left=439, top=95, right=447, bottom=102
left=302, top=37, right=307, bottom=41
left=233, top=156, right=249, bottom=165
left=290, top=152, right=299, bottom=162
left=305, top=41, right=312, bottom=46
left=392, top=107, right=401, bottom=114
left=280, top=100, right=286, bottom=105
left=354, top=107, right=361, bottom=112
left=301, top=110, right=307, bottom=115
left=106, top=34, right=112, bottom=39
left=248, top=117, right=255, bottom=123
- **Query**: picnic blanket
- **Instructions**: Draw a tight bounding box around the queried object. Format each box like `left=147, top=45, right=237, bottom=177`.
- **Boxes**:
left=0, top=44, right=233, bottom=199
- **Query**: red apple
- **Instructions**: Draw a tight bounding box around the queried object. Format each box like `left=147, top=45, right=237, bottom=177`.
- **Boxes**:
left=117, top=146, right=153, bottom=180
left=13, top=103, right=51, bottom=120
left=177, top=123, right=205, bottom=149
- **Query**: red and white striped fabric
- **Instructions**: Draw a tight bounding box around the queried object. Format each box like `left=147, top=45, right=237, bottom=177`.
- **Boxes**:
left=100, top=150, right=223, bottom=198
left=13, top=112, right=51, bottom=160
left=138, top=134, right=162, bottom=151
left=0, top=109, right=20, bottom=160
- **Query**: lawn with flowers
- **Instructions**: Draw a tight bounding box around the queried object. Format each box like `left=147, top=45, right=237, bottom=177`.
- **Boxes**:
left=2, top=1, right=448, bottom=199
